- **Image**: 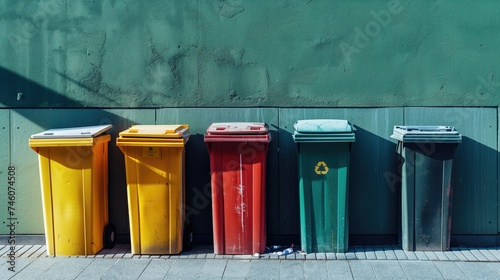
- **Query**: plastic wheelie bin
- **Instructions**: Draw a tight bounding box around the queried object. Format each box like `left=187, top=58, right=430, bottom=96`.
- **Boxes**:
left=204, top=122, right=271, bottom=255
left=29, top=124, right=115, bottom=256
left=293, top=119, right=355, bottom=253
left=117, top=125, right=189, bottom=254
left=390, top=125, right=461, bottom=251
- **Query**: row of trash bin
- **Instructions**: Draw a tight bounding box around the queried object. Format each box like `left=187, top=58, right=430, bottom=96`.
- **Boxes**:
left=28, top=120, right=461, bottom=256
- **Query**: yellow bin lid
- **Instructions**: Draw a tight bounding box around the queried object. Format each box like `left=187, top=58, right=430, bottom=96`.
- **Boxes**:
left=119, top=125, right=188, bottom=138
left=117, top=125, right=189, bottom=147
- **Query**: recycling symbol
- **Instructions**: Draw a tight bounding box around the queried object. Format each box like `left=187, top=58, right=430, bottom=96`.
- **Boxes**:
left=314, top=161, right=329, bottom=175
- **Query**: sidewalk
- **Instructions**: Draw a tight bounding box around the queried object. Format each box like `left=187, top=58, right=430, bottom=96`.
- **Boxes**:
left=2, top=244, right=500, bottom=279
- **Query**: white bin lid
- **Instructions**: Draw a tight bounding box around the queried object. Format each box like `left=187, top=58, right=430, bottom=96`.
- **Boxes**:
left=390, top=125, right=461, bottom=143
left=30, top=124, right=112, bottom=139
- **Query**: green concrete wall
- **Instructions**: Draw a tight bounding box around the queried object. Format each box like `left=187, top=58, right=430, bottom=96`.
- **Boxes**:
left=1, top=0, right=499, bottom=108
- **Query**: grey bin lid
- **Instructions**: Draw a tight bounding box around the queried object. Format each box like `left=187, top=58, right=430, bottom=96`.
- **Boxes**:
left=390, top=125, right=462, bottom=143
left=293, top=119, right=355, bottom=143
left=30, top=124, right=113, bottom=139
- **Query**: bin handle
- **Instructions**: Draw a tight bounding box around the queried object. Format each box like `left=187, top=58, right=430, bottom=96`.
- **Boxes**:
left=396, top=141, right=402, bottom=154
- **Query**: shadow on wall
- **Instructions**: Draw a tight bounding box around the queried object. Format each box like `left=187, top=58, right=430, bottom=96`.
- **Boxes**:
left=0, top=66, right=82, bottom=108
left=349, top=126, right=399, bottom=242
left=0, top=66, right=144, bottom=242
left=183, top=134, right=213, bottom=244
left=450, top=135, right=498, bottom=240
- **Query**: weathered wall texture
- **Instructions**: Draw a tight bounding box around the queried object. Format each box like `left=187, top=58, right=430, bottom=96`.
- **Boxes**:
left=1, top=0, right=499, bottom=108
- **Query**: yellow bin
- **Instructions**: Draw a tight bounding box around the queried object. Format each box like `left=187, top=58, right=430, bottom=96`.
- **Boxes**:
left=117, top=125, right=189, bottom=254
left=29, top=125, right=115, bottom=256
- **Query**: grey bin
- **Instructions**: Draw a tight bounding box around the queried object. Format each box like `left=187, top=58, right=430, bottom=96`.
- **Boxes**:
left=390, top=126, right=461, bottom=251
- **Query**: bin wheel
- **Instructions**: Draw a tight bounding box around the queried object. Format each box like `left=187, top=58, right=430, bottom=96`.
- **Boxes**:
left=103, top=224, right=116, bottom=249
left=183, top=223, right=193, bottom=251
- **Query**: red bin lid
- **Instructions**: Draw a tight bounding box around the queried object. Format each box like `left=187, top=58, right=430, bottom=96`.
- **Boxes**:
left=206, top=122, right=268, bottom=135
left=205, top=122, right=270, bottom=143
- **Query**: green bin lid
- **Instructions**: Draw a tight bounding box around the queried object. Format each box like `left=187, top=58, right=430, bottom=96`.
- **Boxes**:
left=390, top=125, right=462, bottom=143
left=293, top=119, right=355, bottom=143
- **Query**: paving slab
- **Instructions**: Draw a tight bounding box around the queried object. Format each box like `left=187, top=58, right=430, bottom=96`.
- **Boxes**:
left=400, top=261, right=445, bottom=280
left=370, top=260, right=407, bottom=279
left=303, top=260, right=329, bottom=280
left=393, top=248, right=408, bottom=260
left=165, top=259, right=206, bottom=280
left=137, top=259, right=173, bottom=280
left=404, top=251, right=419, bottom=261
left=433, top=261, right=470, bottom=280
left=424, top=251, right=439, bottom=261
left=364, top=247, right=377, bottom=260
left=10, top=257, right=60, bottom=280
left=450, top=248, right=468, bottom=261
left=20, top=245, right=44, bottom=258
left=221, top=259, right=251, bottom=279
left=433, top=251, right=449, bottom=261
left=200, top=259, right=228, bottom=280
left=353, top=249, right=367, bottom=260
left=348, top=260, right=377, bottom=280
left=458, top=249, right=478, bottom=261
left=247, top=260, right=280, bottom=280
left=39, top=257, right=94, bottom=280
left=325, top=260, right=352, bottom=280
left=457, top=261, right=500, bottom=280
left=469, top=248, right=493, bottom=261
left=315, top=253, right=326, bottom=260
left=280, top=260, right=303, bottom=279
left=382, top=245, right=398, bottom=260
left=373, top=246, right=387, bottom=260
left=75, top=258, right=118, bottom=280
left=489, top=262, right=500, bottom=275
left=486, top=248, right=500, bottom=261
left=325, top=253, right=336, bottom=260
left=0, top=256, right=35, bottom=280
left=0, top=245, right=10, bottom=256
left=101, top=258, right=150, bottom=280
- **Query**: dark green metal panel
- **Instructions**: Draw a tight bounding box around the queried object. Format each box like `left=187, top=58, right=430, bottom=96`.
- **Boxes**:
left=0, top=110, right=10, bottom=234
left=298, top=142, right=350, bottom=253
left=404, top=107, right=497, bottom=234
left=155, top=108, right=279, bottom=243
left=398, top=143, right=455, bottom=251
left=280, top=108, right=403, bottom=236
left=11, top=109, right=155, bottom=235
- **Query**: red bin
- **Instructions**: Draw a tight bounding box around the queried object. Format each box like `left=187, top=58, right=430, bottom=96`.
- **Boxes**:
left=204, top=122, right=271, bottom=255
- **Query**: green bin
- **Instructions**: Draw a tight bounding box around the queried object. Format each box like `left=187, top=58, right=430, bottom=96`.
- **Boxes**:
left=391, top=125, right=461, bottom=251
left=293, top=119, right=355, bottom=253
